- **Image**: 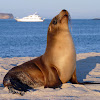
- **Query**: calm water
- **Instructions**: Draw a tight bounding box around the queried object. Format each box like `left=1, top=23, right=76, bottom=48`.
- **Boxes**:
left=0, top=19, right=100, bottom=58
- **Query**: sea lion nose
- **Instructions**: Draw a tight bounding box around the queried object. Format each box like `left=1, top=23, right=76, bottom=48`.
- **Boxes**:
left=62, top=9, right=66, bottom=12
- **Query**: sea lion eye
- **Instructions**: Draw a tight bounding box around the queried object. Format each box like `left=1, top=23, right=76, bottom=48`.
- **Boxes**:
left=53, top=17, right=57, bottom=25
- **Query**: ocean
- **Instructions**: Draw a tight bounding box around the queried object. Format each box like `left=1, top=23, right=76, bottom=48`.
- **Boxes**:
left=0, top=19, right=100, bottom=58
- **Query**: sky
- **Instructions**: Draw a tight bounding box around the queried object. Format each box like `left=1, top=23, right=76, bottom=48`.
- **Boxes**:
left=0, top=0, right=100, bottom=19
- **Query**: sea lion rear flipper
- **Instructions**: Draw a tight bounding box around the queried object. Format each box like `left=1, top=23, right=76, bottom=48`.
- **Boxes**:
left=69, top=68, right=79, bottom=84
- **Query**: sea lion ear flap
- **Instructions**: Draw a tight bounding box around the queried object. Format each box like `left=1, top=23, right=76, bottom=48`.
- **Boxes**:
left=48, top=26, right=51, bottom=32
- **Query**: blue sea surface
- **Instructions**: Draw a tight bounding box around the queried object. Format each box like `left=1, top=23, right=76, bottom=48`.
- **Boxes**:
left=0, top=19, right=100, bottom=58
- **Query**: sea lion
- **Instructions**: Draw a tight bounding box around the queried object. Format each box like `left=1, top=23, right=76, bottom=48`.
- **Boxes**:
left=3, top=9, right=79, bottom=95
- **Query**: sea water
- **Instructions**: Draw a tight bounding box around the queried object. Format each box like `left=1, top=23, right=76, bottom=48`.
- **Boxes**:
left=0, top=19, right=100, bottom=58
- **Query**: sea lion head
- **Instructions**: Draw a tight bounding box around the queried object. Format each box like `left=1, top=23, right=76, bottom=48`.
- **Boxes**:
left=48, top=9, right=71, bottom=35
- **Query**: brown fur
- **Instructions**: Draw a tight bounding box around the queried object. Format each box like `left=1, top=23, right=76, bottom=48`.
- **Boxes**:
left=3, top=9, right=79, bottom=95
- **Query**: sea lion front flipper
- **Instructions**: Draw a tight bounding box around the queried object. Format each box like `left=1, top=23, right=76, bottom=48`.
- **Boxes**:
left=33, top=56, right=62, bottom=88
left=69, top=68, right=79, bottom=84
left=44, top=67, right=62, bottom=88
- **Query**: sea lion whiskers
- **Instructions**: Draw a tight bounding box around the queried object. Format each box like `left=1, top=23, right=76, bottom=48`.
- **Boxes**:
left=61, top=10, right=72, bottom=30
left=68, top=12, right=72, bottom=31
left=60, top=10, right=72, bottom=30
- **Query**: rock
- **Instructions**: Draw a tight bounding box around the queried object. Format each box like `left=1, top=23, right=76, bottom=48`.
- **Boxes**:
left=93, top=18, right=100, bottom=20
left=0, top=13, right=14, bottom=19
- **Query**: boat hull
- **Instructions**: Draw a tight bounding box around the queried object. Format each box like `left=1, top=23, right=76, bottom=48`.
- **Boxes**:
left=15, top=19, right=44, bottom=22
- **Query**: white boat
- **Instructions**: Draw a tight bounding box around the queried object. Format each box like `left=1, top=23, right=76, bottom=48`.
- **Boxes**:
left=15, top=12, right=45, bottom=22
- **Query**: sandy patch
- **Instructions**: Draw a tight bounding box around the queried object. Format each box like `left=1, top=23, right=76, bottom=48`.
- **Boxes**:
left=0, top=52, right=100, bottom=100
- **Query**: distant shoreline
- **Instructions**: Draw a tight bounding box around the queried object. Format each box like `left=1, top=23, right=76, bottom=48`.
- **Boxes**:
left=0, top=13, right=14, bottom=19
left=92, top=18, right=100, bottom=20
